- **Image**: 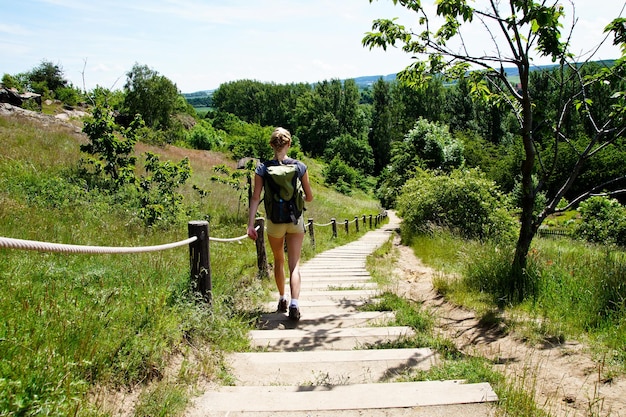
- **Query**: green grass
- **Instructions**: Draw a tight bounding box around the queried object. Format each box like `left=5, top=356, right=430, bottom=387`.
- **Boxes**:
left=0, top=114, right=384, bottom=416
left=408, top=229, right=626, bottom=374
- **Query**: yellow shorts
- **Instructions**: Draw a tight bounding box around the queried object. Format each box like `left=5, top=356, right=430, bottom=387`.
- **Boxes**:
left=266, top=216, right=306, bottom=238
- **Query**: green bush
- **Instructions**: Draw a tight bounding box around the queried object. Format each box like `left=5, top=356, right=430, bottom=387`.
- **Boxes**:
left=574, top=196, right=626, bottom=246
left=323, top=133, right=374, bottom=175
left=187, top=120, right=222, bottom=150
left=323, top=155, right=358, bottom=195
left=55, top=86, right=82, bottom=107
left=376, top=118, right=465, bottom=208
left=397, top=168, right=516, bottom=242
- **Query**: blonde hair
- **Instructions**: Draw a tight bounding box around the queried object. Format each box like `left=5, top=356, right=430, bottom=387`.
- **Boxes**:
left=269, top=127, right=292, bottom=150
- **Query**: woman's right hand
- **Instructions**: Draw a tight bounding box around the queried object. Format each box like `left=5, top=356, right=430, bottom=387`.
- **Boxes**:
left=247, top=225, right=258, bottom=240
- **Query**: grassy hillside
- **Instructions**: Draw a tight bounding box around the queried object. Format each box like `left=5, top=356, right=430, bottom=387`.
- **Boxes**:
left=0, top=109, right=384, bottom=415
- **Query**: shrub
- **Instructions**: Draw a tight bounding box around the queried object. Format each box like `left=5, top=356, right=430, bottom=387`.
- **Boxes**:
left=574, top=196, right=626, bottom=246
left=323, top=155, right=358, bottom=195
left=80, top=105, right=137, bottom=188
left=55, top=86, right=82, bottom=107
left=397, top=168, right=516, bottom=242
left=187, top=120, right=222, bottom=150
left=323, top=133, right=374, bottom=175
left=137, top=152, right=191, bottom=227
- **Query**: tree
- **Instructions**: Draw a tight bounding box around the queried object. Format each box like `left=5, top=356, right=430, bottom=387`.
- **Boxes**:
left=376, top=118, right=463, bottom=208
left=363, top=0, right=626, bottom=301
left=369, top=78, right=393, bottom=174
left=28, top=60, right=68, bottom=95
left=123, top=63, right=180, bottom=130
left=324, top=133, right=375, bottom=174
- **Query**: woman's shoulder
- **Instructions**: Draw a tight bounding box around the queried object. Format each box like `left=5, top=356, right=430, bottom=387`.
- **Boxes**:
left=287, top=158, right=307, bottom=175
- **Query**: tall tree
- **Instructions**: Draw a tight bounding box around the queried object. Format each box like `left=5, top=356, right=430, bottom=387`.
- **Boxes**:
left=364, top=0, right=626, bottom=300
left=369, top=78, right=393, bottom=174
left=123, top=63, right=180, bottom=130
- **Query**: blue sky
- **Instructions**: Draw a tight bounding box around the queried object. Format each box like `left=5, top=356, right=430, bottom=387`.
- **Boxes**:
left=1, top=0, right=624, bottom=93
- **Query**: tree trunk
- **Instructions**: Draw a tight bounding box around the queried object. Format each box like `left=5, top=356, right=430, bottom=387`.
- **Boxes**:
left=511, top=62, right=538, bottom=302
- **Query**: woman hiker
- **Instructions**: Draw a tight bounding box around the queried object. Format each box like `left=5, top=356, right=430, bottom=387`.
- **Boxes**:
left=247, top=127, right=314, bottom=321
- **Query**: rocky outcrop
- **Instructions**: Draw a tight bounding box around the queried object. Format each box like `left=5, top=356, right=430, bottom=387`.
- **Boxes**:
left=0, top=85, right=42, bottom=109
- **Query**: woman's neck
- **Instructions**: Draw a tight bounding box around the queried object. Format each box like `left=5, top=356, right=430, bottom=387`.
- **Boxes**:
left=274, top=151, right=288, bottom=161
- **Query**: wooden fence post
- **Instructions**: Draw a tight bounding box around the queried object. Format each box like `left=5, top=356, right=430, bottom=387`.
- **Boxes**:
left=254, top=217, right=269, bottom=279
left=362, top=215, right=367, bottom=228
left=355, top=216, right=359, bottom=232
left=188, top=221, right=211, bottom=304
left=369, top=214, right=373, bottom=229
left=331, top=218, right=337, bottom=238
left=375, top=215, right=379, bottom=228
left=308, top=218, right=315, bottom=249
left=344, top=219, right=349, bottom=234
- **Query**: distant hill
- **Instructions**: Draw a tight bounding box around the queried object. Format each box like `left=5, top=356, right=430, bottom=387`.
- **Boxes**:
left=183, top=60, right=616, bottom=102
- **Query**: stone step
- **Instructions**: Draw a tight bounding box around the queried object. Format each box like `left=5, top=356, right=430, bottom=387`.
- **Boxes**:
left=226, top=348, right=437, bottom=385
left=184, top=404, right=497, bottom=417
left=295, top=282, right=379, bottom=291
left=186, top=381, right=498, bottom=414
left=299, top=270, right=372, bottom=277
left=289, top=289, right=379, bottom=301
left=294, top=272, right=372, bottom=283
left=286, top=288, right=381, bottom=302
left=249, top=326, right=416, bottom=351
left=265, top=290, right=380, bottom=314
left=257, top=310, right=394, bottom=330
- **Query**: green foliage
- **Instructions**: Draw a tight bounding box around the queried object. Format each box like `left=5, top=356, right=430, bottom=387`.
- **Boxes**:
left=136, top=152, right=191, bottom=227
left=463, top=242, right=540, bottom=305
left=54, top=86, right=82, bottom=107
left=369, top=78, right=393, bottom=174
left=123, top=63, right=181, bottom=130
left=397, top=168, right=516, bottom=242
left=575, top=196, right=626, bottom=246
left=80, top=105, right=138, bottom=188
left=186, top=120, right=223, bottom=150
left=27, top=60, right=68, bottom=95
left=212, top=79, right=308, bottom=129
left=323, top=133, right=374, bottom=175
left=87, top=86, right=125, bottom=109
left=225, top=122, right=274, bottom=161
left=376, top=118, right=465, bottom=208
left=402, top=118, right=463, bottom=171
left=3, top=60, right=85, bottom=106
left=322, top=155, right=358, bottom=195
left=2, top=73, right=26, bottom=91
left=458, top=130, right=521, bottom=193
left=294, top=79, right=368, bottom=156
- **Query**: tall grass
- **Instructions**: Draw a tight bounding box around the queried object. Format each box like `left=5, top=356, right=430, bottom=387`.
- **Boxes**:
left=409, top=229, right=626, bottom=372
left=0, top=114, right=383, bottom=415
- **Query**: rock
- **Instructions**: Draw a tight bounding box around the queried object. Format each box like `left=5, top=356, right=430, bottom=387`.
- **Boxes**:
left=0, top=85, right=42, bottom=109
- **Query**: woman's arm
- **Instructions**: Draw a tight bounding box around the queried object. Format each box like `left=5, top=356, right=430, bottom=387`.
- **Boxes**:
left=247, top=173, right=264, bottom=240
left=301, top=171, right=314, bottom=203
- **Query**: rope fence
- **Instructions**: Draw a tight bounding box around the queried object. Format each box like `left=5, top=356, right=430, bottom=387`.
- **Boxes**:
left=1, top=211, right=387, bottom=304
left=0, top=236, right=199, bottom=254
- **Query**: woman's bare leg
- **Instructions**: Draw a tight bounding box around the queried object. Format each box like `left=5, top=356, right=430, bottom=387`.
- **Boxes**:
left=268, top=235, right=286, bottom=297
left=285, top=232, right=305, bottom=300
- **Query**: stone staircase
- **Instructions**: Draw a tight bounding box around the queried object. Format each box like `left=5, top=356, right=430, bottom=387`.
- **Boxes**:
left=185, top=218, right=498, bottom=416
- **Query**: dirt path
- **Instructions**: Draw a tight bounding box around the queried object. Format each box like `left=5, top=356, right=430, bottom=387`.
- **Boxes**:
left=390, top=235, right=626, bottom=417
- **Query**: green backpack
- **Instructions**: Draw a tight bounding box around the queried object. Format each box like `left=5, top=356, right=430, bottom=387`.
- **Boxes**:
left=263, top=162, right=305, bottom=224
